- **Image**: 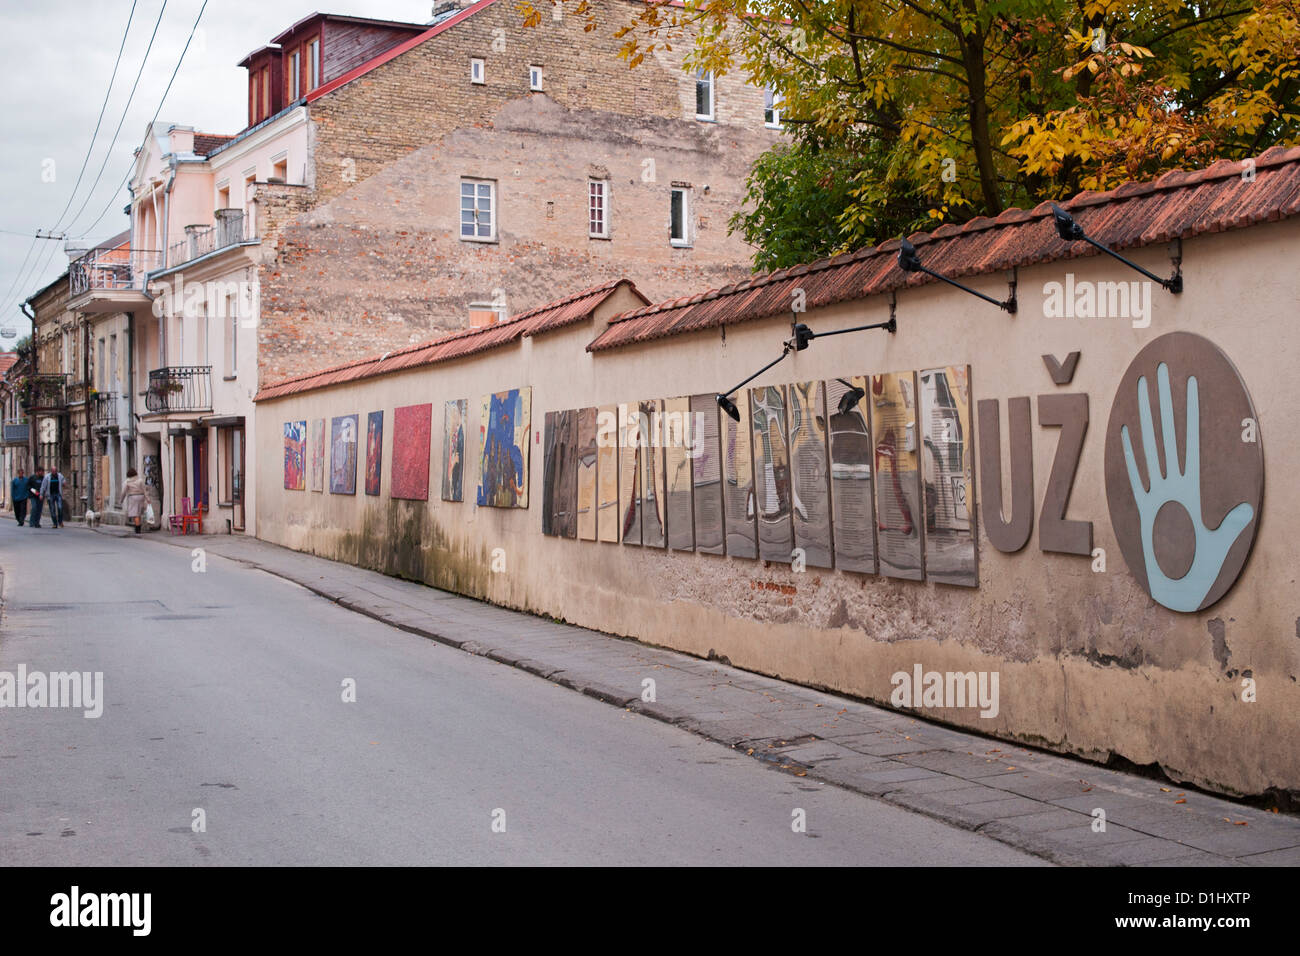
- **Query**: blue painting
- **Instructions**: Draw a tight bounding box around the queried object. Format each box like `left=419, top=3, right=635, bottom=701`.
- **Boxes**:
left=477, top=387, right=531, bottom=508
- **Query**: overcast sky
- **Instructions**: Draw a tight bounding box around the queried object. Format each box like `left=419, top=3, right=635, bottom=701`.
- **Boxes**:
left=0, top=0, right=434, bottom=337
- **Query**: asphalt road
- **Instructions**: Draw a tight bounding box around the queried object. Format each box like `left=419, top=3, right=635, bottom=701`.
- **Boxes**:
left=0, top=521, right=1043, bottom=865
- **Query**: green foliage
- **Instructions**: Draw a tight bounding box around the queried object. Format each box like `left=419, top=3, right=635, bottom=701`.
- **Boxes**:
left=526, top=0, right=1300, bottom=269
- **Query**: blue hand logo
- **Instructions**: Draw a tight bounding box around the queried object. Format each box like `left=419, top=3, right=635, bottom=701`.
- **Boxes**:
left=1120, top=363, right=1254, bottom=612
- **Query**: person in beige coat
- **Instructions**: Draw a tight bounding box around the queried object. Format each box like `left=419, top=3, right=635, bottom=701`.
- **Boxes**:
left=120, top=468, right=148, bottom=535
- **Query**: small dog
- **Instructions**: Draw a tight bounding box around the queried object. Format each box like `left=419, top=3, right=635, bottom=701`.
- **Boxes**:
left=84, top=510, right=100, bottom=528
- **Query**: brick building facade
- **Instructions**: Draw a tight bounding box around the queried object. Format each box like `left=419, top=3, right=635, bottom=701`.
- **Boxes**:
left=251, top=0, right=782, bottom=382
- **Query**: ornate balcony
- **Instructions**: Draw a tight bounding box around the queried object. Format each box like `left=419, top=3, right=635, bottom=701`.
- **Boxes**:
left=145, top=367, right=212, bottom=414
left=69, top=246, right=161, bottom=313
left=92, top=391, right=120, bottom=429
left=22, top=374, right=68, bottom=412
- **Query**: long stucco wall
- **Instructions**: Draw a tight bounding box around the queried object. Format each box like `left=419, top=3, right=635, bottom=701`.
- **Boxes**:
left=255, top=218, right=1300, bottom=799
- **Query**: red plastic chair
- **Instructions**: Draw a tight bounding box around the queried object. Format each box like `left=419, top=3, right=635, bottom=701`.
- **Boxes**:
left=169, top=497, right=202, bottom=535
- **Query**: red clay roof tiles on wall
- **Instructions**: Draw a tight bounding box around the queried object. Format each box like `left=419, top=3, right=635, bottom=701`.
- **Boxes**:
left=587, top=146, right=1300, bottom=353
left=254, top=279, right=645, bottom=401
left=192, top=134, right=235, bottom=157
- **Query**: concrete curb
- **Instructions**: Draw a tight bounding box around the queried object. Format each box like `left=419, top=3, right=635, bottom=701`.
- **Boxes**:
left=120, top=528, right=1300, bottom=867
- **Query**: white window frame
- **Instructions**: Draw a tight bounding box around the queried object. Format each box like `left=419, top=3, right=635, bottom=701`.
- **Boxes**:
left=288, top=51, right=301, bottom=100
left=470, top=57, right=485, bottom=85
left=460, top=178, right=497, bottom=242
left=764, top=85, right=782, bottom=128
left=529, top=65, right=543, bottom=91
left=670, top=187, right=691, bottom=247
left=588, top=179, right=609, bottom=239
left=695, top=69, right=714, bottom=121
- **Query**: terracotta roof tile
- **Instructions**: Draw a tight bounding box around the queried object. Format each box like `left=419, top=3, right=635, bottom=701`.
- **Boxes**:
left=588, top=147, right=1300, bottom=353
left=192, top=133, right=235, bottom=156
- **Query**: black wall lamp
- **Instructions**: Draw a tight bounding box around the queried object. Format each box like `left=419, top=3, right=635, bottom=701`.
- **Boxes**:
left=715, top=313, right=895, bottom=421
left=832, top=377, right=867, bottom=415
left=897, top=239, right=1017, bottom=313
left=1050, top=202, right=1183, bottom=293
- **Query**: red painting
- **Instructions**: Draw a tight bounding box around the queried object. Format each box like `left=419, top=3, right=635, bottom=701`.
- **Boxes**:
left=391, top=403, right=432, bottom=500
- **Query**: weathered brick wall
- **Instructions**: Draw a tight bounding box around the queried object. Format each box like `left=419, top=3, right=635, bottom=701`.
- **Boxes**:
left=257, top=0, right=780, bottom=384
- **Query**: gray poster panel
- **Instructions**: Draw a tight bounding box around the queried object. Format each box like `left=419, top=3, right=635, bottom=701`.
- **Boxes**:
left=788, top=380, right=834, bottom=569
left=689, top=394, right=725, bottom=555
left=750, top=385, right=794, bottom=562
left=871, top=371, right=924, bottom=580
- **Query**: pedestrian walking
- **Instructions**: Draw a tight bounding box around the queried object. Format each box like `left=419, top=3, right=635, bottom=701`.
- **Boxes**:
left=10, top=468, right=29, bottom=526
left=120, top=468, right=147, bottom=535
left=27, top=466, right=44, bottom=528
left=40, top=465, right=67, bottom=528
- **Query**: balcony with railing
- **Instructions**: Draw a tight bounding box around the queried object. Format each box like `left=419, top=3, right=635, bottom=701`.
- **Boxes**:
left=22, top=374, right=68, bottom=412
left=69, top=246, right=162, bottom=311
left=145, top=367, right=212, bottom=414
left=92, top=391, right=120, bottom=429
left=2, top=418, right=29, bottom=446
left=167, top=209, right=255, bottom=269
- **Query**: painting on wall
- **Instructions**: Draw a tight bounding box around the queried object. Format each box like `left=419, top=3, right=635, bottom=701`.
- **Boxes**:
left=788, top=381, right=834, bottom=569
left=750, top=385, right=794, bottom=563
left=365, top=410, right=384, bottom=497
left=721, top=393, right=757, bottom=559
left=689, top=394, right=724, bottom=555
left=663, top=396, right=694, bottom=552
left=284, top=421, right=306, bottom=491
left=828, top=376, right=877, bottom=574
left=392, top=403, right=432, bottom=501
left=597, top=404, right=619, bottom=542
left=618, top=402, right=641, bottom=546
left=477, top=387, right=531, bottom=508
left=920, top=365, right=977, bottom=587
left=639, top=399, right=666, bottom=548
left=330, top=414, right=359, bottom=495
left=576, top=407, right=598, bottom=541
left=310, top=419, right=325, bottom=492
left=542, top=409, right=578, bottom=538
left=871, top=371, right=924, bottom=580
left=442, top=399, right=467, bottom=502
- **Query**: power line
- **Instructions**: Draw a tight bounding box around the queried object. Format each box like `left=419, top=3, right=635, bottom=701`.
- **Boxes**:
left=76, top=0, right=209, bottom=242
left=63, top=0, right=170, bottom=236
left=0, top=0, right=141, bottom=317
left=49, top=0, right=140, bottom=234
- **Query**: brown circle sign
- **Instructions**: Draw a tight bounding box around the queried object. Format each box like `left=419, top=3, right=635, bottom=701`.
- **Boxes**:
left=1104, top=332, right=1263, bottom=613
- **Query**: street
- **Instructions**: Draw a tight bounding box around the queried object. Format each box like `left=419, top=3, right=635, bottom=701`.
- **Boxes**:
left=0, top=522, right=1043, bottom=866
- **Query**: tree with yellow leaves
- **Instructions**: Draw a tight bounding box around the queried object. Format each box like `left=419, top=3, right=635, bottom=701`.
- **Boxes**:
left=521, top=0, right=1299, bottom=270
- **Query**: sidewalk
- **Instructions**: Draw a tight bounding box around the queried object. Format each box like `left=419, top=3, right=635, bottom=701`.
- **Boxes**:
left=103, top=524, right=1300, bottom=866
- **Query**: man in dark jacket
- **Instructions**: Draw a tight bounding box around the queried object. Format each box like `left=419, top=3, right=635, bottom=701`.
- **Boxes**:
left=40, top=465, right=66, bottom=528
left=10, top=468, right=29, bottom=526
left=27, top=466, right=44, bottom=528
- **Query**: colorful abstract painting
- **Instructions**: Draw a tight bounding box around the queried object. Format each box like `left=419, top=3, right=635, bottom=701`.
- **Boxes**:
left=442, top=399, right=467, bottom=502
left=330, top=414, right=358, bottom=495
left=283, top=421, right=306, bottom=491
left=365, top=411, right=384, bottom=496
left=392, top=403, right=432, bottom=501
left=310, top=419, right=325, bottom=492
left=477, top=387, right=531, bottom=508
